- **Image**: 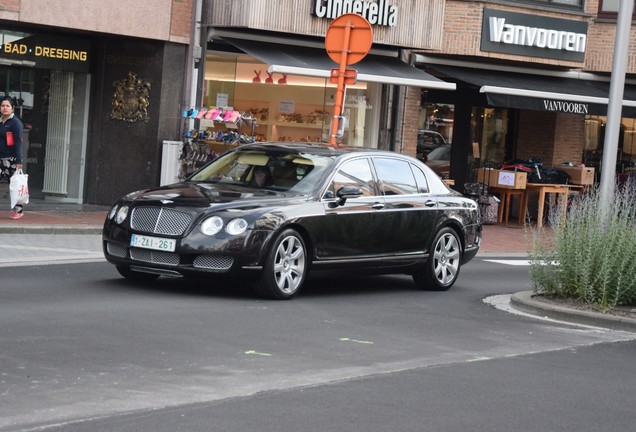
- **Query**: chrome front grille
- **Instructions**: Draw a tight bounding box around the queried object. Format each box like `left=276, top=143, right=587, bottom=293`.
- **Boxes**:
left=130, top=248, right=180, bottom=266
left=131, top=206, right=192, bottom=235
left=193, top=255, right=234, bottom=270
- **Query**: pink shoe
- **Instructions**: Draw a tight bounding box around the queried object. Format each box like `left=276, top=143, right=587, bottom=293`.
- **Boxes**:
left=10, top=212, right=23, bottom=220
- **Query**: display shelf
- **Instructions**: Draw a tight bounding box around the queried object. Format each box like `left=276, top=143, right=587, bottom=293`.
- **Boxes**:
left=271, top=121, right=325, bottom=129
left=233, top=82, right=330, bottom=141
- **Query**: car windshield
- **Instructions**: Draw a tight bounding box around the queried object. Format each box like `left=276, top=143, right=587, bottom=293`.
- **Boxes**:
left=189, top=149, right=335, bottom=193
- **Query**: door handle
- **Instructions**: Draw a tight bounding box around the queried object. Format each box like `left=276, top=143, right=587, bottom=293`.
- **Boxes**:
left=371, top=202, right=385, bottom=210
left=425, top=200, right=437, bottom=207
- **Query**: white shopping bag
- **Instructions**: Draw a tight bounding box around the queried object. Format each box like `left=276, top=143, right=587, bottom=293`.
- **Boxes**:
left=9, top=168, right=29, bottom=208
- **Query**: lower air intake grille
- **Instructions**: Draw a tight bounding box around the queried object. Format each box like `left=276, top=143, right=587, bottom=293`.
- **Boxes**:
left=107, top=242, right=128, bottom=258
left=193, top=255, right=234, bottom=270
left=130, top=248, right=180, bottom=266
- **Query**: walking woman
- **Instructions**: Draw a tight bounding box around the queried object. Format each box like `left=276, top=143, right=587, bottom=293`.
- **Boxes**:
left=0, top=96, right=25, bottom=219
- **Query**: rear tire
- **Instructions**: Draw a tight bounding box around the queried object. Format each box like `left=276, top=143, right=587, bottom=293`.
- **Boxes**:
left=116, top=265, right=160, bottom=282
left=413, top=227, right=461, bottom=291
left=253, top=229, right=308, bottom=300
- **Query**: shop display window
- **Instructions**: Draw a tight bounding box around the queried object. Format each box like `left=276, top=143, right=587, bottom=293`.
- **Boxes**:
left=472, top=107, right=509, bottom=166
left=417, top=103, right=454, bottom=177
left=585, top=115, right=636, bottom=174
left=202, top=53, right=380, bottom=148
left=0, top=66, right=89, bottom=202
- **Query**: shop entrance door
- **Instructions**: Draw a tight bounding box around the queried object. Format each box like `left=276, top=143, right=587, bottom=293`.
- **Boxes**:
left=41, top=70, right=89, bottom=203
left=43, top=70, right=73, bottom=195
left=471, top=107, right=509, bottom=166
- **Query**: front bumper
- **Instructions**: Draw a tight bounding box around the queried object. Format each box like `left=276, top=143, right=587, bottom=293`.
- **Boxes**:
left=102, top=219, right=270, bottom=278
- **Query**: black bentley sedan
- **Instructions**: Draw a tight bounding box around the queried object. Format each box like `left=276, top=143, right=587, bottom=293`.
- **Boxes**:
left=103, top=142, right=481, bottom=299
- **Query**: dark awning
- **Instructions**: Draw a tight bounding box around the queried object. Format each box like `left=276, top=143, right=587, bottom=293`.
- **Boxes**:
left=224, top=38, right=455, bottom=90
left=427, top=64, right=636, bottom=117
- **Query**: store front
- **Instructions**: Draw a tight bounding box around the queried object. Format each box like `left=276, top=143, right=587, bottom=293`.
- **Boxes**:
left=414, top=8, right=636, bottom=192
left=0, top=29, right=91, bottom=203
left=199, top=35, right=452, bottom=147
left=202, top=44, right=384, bottom=148
left=189, top=0, right=452, bottom=172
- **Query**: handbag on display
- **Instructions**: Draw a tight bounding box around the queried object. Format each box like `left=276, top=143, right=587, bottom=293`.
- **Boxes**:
left=9, top=168, right=29, bottom=209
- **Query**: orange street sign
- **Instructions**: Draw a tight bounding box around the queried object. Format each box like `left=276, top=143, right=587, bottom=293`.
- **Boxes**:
left=330, top=68, right=357, bottom=85
left=325, top=13, right=373, bottom=65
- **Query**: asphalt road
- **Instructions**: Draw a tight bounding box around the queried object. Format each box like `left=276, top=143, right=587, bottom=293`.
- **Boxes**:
left=1, top=248, right=635, bottom=431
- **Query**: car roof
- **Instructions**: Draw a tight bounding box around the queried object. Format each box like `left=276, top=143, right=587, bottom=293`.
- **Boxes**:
left=233, top=142, right=402, bottom=158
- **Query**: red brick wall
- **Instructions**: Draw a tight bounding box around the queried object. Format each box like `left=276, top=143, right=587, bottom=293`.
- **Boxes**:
left=516, top=111, right=585, bottom=166
left=553, top=113, right=585, bottom=164
left=170, top=0, right=193, bottom=40
left=443, top=1, right=585, bottom=68
left=443, top=0, right=636, bottom=74
left=516, top=111, right=556, bottom=164
left=402, top=86, right=421, bottom=157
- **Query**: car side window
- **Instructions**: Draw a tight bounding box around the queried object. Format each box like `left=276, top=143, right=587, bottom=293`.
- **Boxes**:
left=411, top=165, right=430, bottom=194
left=325, top=158, right=376, bottom=198
left=373, top=158, right=418, bottom=196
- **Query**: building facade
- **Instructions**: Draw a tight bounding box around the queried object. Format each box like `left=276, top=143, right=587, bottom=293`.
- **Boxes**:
left=185, top=0, right=452, bottom=180
left=0, top=0, right=194, bottom=205
left=412, top=0, right=636, bottom=189
left=2, top=0, right=635, bottom=205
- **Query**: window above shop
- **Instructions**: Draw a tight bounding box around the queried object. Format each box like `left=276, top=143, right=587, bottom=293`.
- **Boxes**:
left=597, top=0, right=635, bottom=20
left=498, top=0, right=583, bottom=10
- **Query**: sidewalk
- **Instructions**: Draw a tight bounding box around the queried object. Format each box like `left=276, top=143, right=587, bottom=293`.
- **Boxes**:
left=0, top=206, right=108, bottom=234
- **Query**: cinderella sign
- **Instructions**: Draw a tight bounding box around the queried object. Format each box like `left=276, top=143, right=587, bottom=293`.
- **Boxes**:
left=312, top=0, right=398, bottom=27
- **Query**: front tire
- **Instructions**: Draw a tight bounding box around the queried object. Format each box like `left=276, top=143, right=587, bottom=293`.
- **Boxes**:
left=253, top=229, right=308, bottom=300
left=116, top=265, right=160, bottom=282
left=413, top=227, right=461, bottom=291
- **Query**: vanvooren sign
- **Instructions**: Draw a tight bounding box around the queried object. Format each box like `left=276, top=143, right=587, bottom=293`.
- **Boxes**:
left=481, top=9, right=588, bottom=62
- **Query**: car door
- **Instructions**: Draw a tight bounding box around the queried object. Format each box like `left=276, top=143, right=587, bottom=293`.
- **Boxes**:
left=371, top=157, right=441, bottom=256
left=311, top=157, right=388, bottom=260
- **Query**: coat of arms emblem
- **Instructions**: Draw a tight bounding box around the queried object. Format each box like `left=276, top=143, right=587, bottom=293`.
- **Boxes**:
left=111, top=71, right=151, bottom=122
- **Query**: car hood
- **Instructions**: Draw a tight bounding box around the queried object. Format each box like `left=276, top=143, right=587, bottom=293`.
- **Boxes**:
left=126, top=182, right=308, bottom=210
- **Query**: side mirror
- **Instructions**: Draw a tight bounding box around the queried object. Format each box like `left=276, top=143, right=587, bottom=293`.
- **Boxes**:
left=329, top=185, right=363, bottom=208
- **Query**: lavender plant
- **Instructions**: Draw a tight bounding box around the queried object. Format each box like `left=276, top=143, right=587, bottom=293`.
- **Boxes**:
left=529, top=180, right=636, bottom=312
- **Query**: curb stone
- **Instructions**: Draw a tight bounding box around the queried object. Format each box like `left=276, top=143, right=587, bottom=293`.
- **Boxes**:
left=0, top=225, right=103, bottom=235
left=511, top=291, right=636, bottom=333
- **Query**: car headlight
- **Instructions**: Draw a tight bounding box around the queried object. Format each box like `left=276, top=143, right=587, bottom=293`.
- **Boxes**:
left=226, top=218, right=248, bottom=235
left=115, top=206, right=129, bottom=224
left=108, top=205, right=118, bottom=220
left=201, top=216, right=224, bottom=236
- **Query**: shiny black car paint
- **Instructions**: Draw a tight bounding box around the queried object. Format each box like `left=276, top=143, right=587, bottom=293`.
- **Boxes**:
left=102, top=143, right=481, bottom=292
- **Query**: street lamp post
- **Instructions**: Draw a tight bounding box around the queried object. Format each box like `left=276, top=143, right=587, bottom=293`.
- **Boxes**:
left=600, top=0, right=634, bottom=220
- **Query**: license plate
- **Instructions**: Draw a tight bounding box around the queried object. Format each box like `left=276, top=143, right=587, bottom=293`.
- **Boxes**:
left=130, top=234, right=176, bottom=252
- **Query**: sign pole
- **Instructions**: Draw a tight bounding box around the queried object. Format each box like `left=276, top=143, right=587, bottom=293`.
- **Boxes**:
left=330, top=19, right=353, bottom=147
left=325, top=13, right=373, bottom=147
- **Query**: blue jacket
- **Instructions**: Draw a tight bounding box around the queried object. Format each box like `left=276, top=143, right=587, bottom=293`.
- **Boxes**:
left=0, top=114, right=24, bottom=164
